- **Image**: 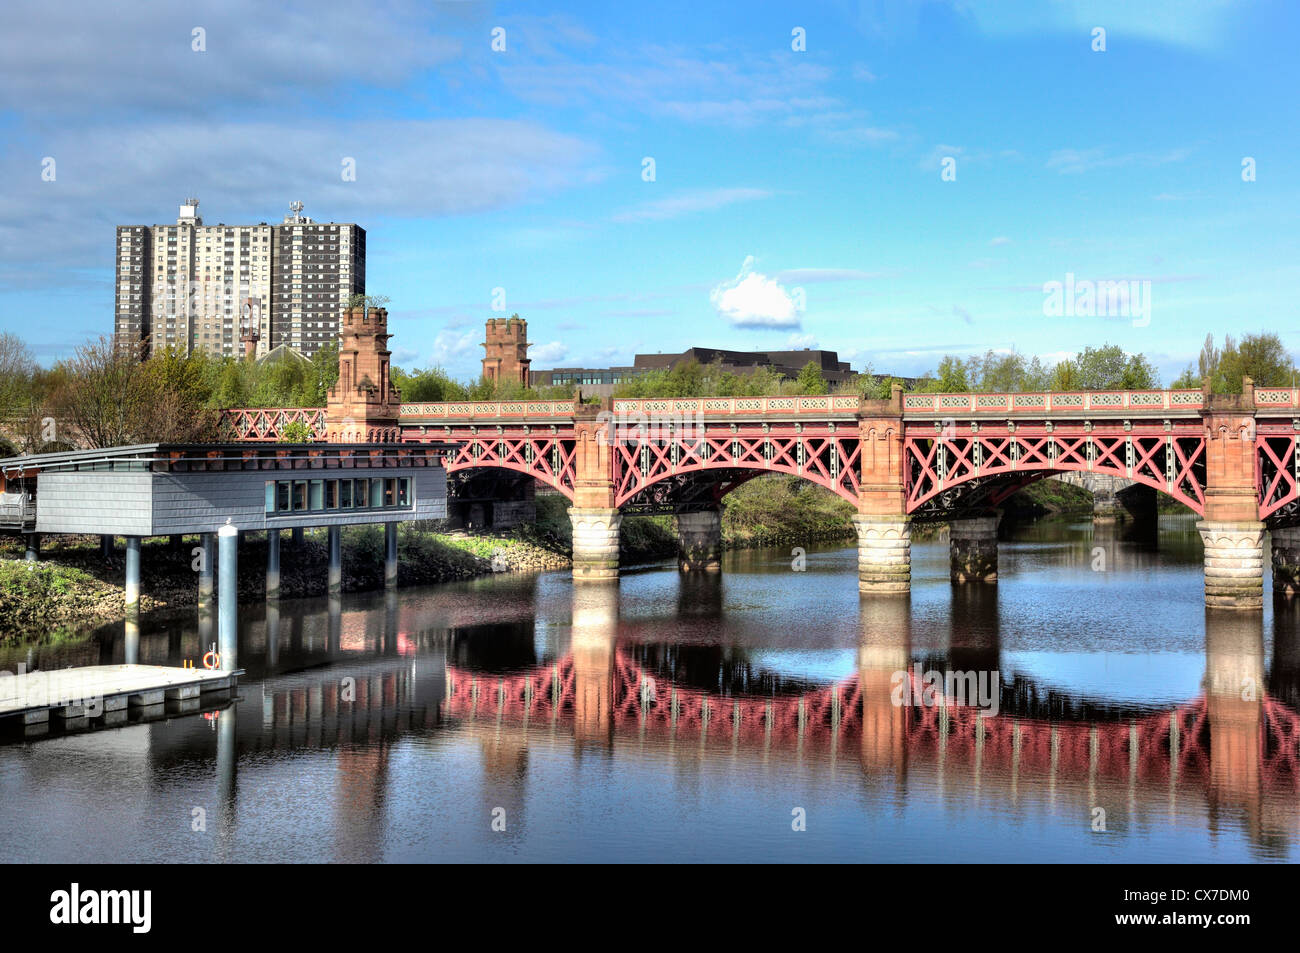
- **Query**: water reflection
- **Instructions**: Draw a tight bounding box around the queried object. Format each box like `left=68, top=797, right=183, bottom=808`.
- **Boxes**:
left=2, top=515, right=1299, bottom=862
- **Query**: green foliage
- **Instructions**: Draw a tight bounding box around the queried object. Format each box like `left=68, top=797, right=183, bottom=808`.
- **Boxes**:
left=612, top=359, right=800, bottom=398
left=392, top=366, right=468, bottom=402
left=909, top=344, right=1159, bottom=394
left=279, top=420, right=313, bottom=442
left=795, top=361, right=829, bottom=395
left=721, top=474, right=856, bottom=547
left=0, top=560, right=118, bottom=635
left=1069, top=344, right=1159, bottom=390
left=346, top=293, right=392, bottom=310
left=1174, top=332, right=1297, bottom=393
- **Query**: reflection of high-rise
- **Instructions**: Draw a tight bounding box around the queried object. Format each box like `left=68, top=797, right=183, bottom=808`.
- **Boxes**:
left=858, top=596, right=911, bottom=781
left=572, top=583, right=618, bottom=748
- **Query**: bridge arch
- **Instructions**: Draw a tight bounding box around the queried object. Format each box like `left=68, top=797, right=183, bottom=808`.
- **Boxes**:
left=611, top=431, right=862, bottom=509
left=442, top=434, right=577, bottom=499
left=903, top=429, right=1206, bottom=517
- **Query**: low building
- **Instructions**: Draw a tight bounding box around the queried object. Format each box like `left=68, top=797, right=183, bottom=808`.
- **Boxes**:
left=0, top=443, right=451, bottom=538
left=529, top=346, right=860, bottom=398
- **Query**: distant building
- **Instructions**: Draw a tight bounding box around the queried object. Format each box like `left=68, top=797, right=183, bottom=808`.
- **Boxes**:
left=530, top=345, right=862, bottom=397
left=114, top=199, right=365, bottom=360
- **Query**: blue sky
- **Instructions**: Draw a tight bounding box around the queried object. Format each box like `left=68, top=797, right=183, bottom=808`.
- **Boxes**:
left=2, top=0, right=1298, bottom=383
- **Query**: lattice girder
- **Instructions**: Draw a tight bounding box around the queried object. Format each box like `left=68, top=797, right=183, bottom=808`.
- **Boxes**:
left=611, top=425, right=861, bottom=508
left=904, top=422, right=1206, bottom=515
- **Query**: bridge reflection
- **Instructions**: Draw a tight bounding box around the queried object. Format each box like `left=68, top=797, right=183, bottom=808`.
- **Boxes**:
left=11, top=563, right=1298, bottom=860
left=433, top=584, right=1300, bottom=853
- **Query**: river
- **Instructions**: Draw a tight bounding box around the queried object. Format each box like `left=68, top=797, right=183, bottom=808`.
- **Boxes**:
left=2, top=513, right=1297, bottom=862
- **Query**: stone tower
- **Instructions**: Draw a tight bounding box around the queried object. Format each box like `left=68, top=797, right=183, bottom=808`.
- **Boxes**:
left=482, top=316, right=531, bottom=386
left=325, top=305, right=402, bottom=442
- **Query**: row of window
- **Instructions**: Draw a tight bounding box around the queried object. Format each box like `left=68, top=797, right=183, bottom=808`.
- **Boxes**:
left=264, top=477, right=412, bottom=516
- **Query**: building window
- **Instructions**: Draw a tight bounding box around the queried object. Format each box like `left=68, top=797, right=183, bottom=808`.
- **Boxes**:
left=265, top=477, right=414, bottom=518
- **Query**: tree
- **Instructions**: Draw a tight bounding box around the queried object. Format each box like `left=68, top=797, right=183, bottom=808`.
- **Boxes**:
left=279, top=420, right=313, bottom=443
left=795, top=361, right=829, bottom=395
left=50, top=336, right=217, bottom=447
left=392, top=366, right=467, bottom=402
left=51, top=337, right=150, bottom=448
left=346, top=293, right=391, bottom=311
left=930, top=355, right=972, bottom=392
left=0, top=332, right=36, bottom=416
left=1070, top=344, right=1158, bottom=390
left=1179, top=333, right=1296, bottom=393
left=1224, top=332, right=1295, bottom=389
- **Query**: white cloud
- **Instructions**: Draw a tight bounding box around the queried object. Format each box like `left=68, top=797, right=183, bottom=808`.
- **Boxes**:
left=710, top=256, right=800, bottom=329
left=1046, top=146, right=1193, bottom=175
left=989, top=236, right=1012, bottom=246
left=775, top=268, right=893, bottom=283
left=431, top=328, right=478, bottom=366
left=0, top=0, right=465, bottom=114
left=785, top=333, right=817, bottom=348
left=530, top=341, right=569, bottom=363
left=612, top=187, right=772, bottom=224
left=0, top=118, right=595, bottom=283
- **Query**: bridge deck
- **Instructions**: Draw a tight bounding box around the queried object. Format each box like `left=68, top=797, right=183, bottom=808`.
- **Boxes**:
left=0, top=664, right=239, bottom=725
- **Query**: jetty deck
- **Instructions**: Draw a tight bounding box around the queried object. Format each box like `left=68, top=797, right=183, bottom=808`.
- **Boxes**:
left=0, top=664, right=240, bottom=726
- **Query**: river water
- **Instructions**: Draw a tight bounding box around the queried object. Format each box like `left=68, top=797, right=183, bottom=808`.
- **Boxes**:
left=2, top=513, right=1298, bottom=862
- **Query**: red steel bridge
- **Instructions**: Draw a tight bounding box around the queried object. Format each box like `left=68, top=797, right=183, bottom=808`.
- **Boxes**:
left=218, top=387, right=1300, bottom=522
left=219, top=381, right=1300, bottom=605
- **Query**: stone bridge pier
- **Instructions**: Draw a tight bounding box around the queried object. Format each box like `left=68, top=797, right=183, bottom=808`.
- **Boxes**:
left=1198, top=385, right=1266, bottom=610
left=949, top=516, right=1000, bottom=584
left=852, top=386, right=912, bottom=595
left=568, top=402, right=621, bottom=582
left=676, top=509, right=722, bottom=572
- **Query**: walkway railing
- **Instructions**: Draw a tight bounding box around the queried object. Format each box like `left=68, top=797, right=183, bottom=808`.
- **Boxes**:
left=218, top=387, right=1300, bottom=441
left=0, top=494, right=36, bottom=530
left=902, top=389, right=1207, bottom=413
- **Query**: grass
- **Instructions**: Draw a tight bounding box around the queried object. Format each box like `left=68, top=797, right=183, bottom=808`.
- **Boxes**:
left=721, top=475, right=857, bottom=548
left=0, top=559, right=125, bottom=635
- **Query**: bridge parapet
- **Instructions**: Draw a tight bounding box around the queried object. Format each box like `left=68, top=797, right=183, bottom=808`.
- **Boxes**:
left=903, top=389, right=1208, bottom=416
left=612, top=395, right=862, bottom=418
left=400, top=400, right=576, bottom=421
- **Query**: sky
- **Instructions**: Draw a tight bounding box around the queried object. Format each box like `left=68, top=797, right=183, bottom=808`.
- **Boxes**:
left=2, top=0, right=1298, bottom=384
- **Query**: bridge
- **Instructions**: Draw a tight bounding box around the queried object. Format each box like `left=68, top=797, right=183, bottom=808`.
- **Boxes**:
left=218, top=309, right=1300, bottom=610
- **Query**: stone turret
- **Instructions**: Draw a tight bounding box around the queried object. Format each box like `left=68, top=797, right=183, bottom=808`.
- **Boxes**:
left=325, top=305, right=402, bottom=442
left=482, top=316, right=531, bottom=386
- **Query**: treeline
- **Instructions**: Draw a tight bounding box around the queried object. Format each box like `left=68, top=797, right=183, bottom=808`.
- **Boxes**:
left=609, top=343, right=1164, bottom=401
left=391, top=366, right=572, bottom=402
left=0, top=333, right=340, bottom=453
left=612, top=360, right=835, bottom=398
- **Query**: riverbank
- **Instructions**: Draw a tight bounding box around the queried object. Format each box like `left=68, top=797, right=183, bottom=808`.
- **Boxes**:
left=0, top=526, right=568, bottom=642
left=0, top=474, right=1117, bottom=642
